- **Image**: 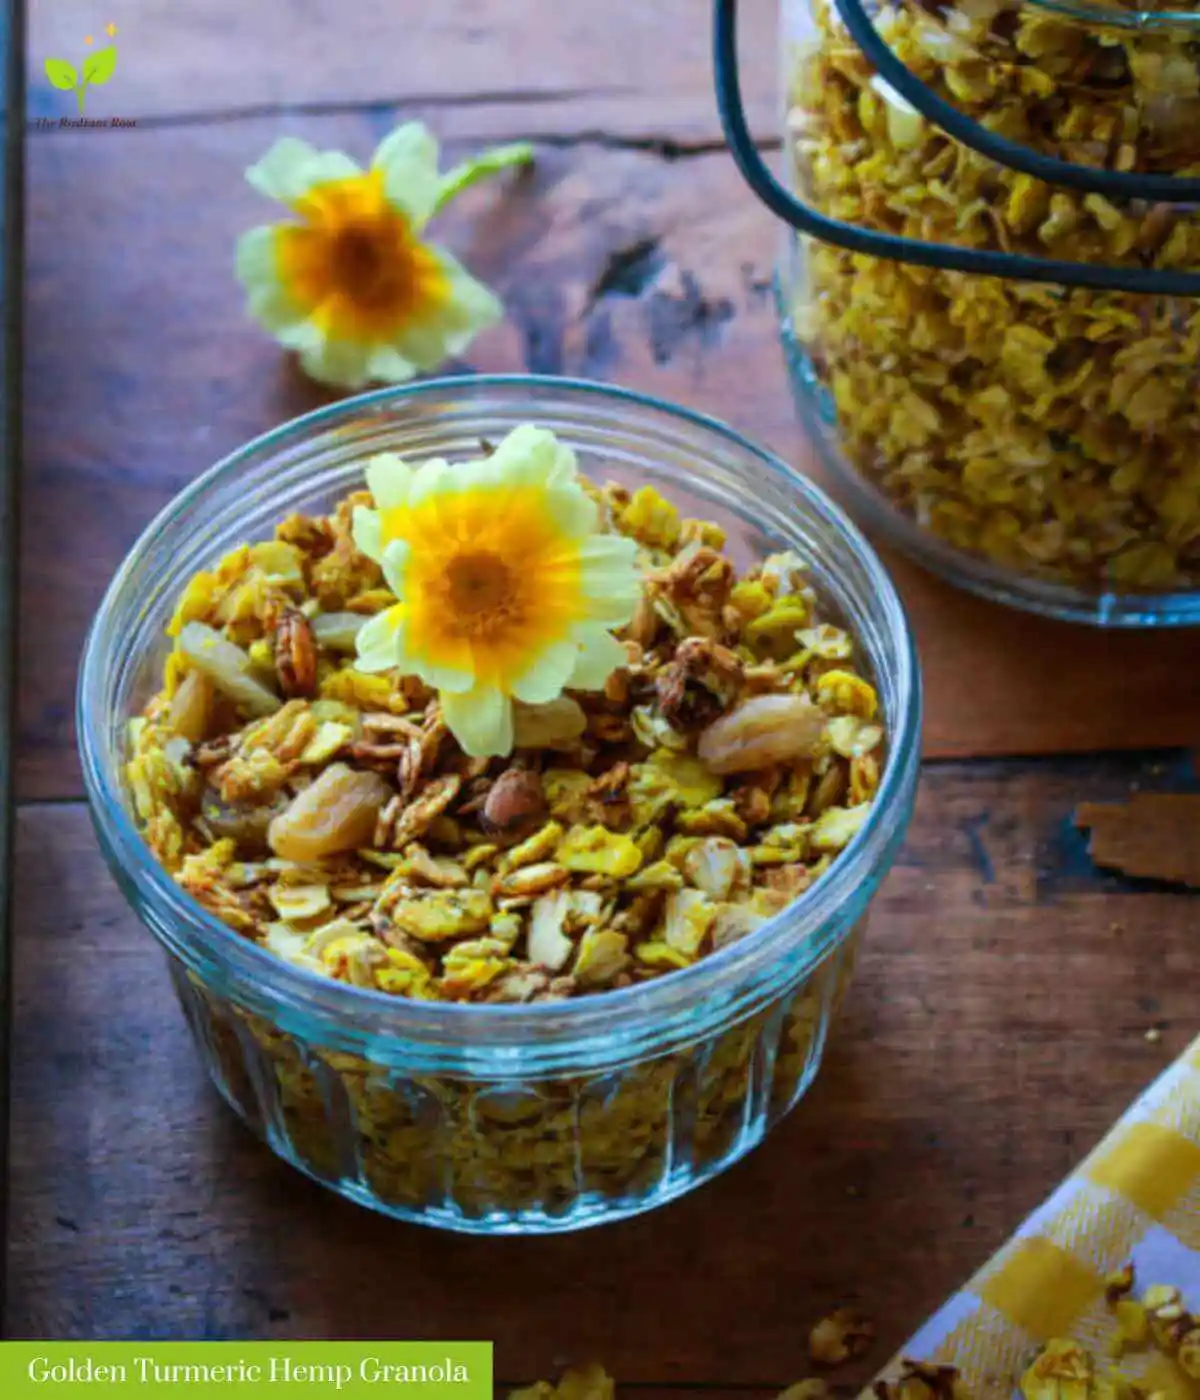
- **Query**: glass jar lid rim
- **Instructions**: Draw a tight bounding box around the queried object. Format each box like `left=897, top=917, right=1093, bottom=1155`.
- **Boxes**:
left=1023, top=0, right=1200, bottom=30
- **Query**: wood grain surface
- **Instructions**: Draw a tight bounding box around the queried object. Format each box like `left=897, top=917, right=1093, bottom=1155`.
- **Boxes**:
left=14, top=0, right=1200, bottom=1366
left=8, top=757, right=1194, bottom=1361
left=20, top=115, right=1200, bottom=800
left=28, top=0, right=780, bottom=140
left=0, top=0, right=25, bottom=1329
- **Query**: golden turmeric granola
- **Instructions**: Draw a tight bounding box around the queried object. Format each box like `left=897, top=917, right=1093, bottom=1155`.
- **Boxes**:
left=787, top=0, right=1200, bottom=591
left=129, top=471, right=886, bottom=1004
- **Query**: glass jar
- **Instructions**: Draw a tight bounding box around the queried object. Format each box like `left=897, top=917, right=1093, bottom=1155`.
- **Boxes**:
left=716, top=0, right=1200, bottom=625
left=77, top=375, right=921, bottom=1234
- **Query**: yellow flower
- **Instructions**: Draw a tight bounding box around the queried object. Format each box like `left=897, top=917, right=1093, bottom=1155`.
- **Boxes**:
left=352, top=426, right=641, bottom=757
left=235, top=123, right=530, bottom=389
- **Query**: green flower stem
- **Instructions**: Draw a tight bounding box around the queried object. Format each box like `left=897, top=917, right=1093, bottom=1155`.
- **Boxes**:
left=431, top=143, right=535, bottom=216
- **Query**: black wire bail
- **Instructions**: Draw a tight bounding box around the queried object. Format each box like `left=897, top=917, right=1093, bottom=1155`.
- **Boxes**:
left=713, top=0, right=1200, bottom=296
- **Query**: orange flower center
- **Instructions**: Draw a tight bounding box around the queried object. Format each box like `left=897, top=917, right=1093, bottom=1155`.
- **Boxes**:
left=383, top=487, right=585, bottom=691
left=442, top=551, right=519, bottom=631
left=275, top=170, right=449, bottom=340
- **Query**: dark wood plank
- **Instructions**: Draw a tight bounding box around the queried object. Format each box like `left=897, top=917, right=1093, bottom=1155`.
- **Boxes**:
left=0, top=0, right=24, bottom=1329
left=27, top=0, right=779, bottom=140
left=8, top=756, right=1193, bottom=1363
left=21, top=116, right=1200, bottom=800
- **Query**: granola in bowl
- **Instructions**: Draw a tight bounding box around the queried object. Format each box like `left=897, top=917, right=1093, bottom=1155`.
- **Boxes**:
left=82, top=381, right=918, bottom=1230
left=131, top=455, right=885, bottom=1004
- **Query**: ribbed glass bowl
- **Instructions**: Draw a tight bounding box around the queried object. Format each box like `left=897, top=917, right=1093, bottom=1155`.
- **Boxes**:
left=77, top=374, right=921, bottom=1233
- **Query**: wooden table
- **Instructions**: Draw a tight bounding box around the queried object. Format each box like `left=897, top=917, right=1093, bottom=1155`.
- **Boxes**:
left=8, top=0, right=1199, bottom=1386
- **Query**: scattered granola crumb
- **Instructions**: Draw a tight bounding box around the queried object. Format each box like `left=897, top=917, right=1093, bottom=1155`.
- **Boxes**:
left=513, top=1282, right=1200, bottom=1400
left=873, top=1359, right=965, bottom=1400
left=1104, top=1262, right=1135, bottom=1305
left=809, top=1308, right=875, bottom=1366
left=778, top=1383, right=831, bottom=1400
left=1019, top=1339, right=1100, bottom=1400
left=1145, top=1027, right=1163, bottom=1045
left=508, top=1365, right=615, bottom=1400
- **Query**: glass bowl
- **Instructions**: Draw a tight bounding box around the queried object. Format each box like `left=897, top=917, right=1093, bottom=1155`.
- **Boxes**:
left=77, top=374, right=921, bottom=1234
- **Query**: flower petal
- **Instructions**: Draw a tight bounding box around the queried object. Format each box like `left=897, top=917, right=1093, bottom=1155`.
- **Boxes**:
left=372, top=122, right=443, bottom=229
left=567, top=627, right=628, bottom=692
left=509, top=639, right=579, bottom=705
left=234, top=225, right=279, bottom=287
left=297, top=335, right=373, bottom=390
left=365, top=454, right=414, bottom=513
left=381, top=538, right=411, bottom=599
left=352, top=505, right=383, bottom=564
left=407, top=456, right=456, bottom=509
left=245, top=137, right=320, bottom=200
left=355, top=606, right=405, bottom=673
left=235, top=227, right=309, bottom=335
left=480, top=429, right=593, bottom=535
left=440, top=683, right=514, bottom=758
left=577, top=534, right=642, bottom=622
left=273, top=318, right=324, bottom=354
left=365, top=343, right=420, bottom=385
left=430, top=248, right=505, bottom=346
left=414, top=656, right=476, bottom=694
left=543, top=483, right=601, bottom=540
left=246, top=137, right=361, bottom=204
left=388, top=247, right=503, bottom=370
left=488, top=425, right=576, bottom=488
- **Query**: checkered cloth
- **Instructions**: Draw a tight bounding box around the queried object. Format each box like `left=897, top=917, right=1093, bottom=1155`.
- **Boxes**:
left=876, top=1038, right=1200, bottom=1400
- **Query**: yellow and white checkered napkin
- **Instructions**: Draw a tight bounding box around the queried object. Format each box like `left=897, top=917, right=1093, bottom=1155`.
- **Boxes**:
left=878, top=1036, right=1200, bottom=1400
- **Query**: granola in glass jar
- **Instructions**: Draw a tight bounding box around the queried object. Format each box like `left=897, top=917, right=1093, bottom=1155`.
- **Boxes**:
left=784, top=0, right=1200, bottom=593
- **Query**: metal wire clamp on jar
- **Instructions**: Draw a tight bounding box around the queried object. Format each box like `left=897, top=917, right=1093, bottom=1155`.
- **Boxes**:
left=715, top=0, right=1200, bottom=625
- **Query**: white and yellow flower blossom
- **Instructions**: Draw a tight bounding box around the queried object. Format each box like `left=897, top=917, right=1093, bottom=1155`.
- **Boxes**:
left=235, top=123, right=531, bottom=389
left=351, top=425, right=641, bottom=757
